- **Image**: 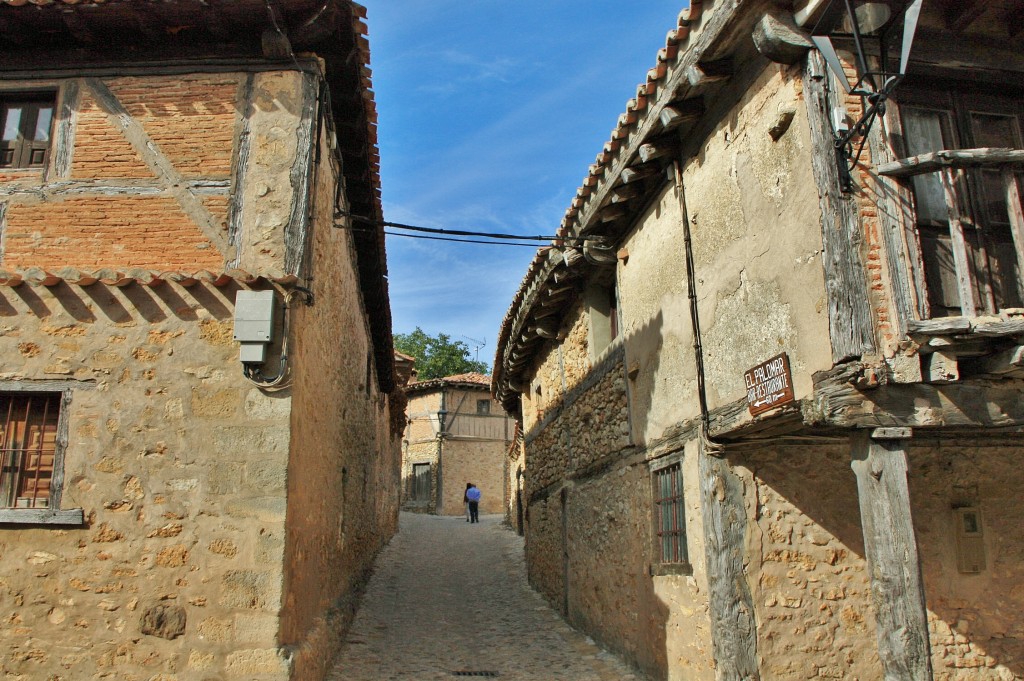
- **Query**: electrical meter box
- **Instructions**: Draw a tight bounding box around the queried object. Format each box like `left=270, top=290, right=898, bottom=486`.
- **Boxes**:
left=234, top=290, right=276, bottom=363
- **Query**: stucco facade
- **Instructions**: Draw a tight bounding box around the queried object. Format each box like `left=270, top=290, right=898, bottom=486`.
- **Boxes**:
left=494, top=2, right=1024, bottom=680
left=402, top=375, right=515, bottom=517
left=0, top=3, right=401, bottom=680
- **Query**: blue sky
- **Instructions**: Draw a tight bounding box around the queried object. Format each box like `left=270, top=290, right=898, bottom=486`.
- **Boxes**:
left=364, top=1, right=685, bottom=368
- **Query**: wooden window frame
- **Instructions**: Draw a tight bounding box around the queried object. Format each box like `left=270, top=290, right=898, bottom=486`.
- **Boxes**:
left=0, top=382, right=84, bottom=526
left=476, top=399, right=490, bottom=416
left=0, top=91, right=57, bottom=171
left=884, top=85, right=1024, bottom=321
left=650, top=460, right=691, bottom=575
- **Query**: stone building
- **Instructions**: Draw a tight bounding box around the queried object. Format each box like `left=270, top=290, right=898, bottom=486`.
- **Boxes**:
left=493, top=1, right=1024, bottom=679
left=0, top=2, right=403, bottom=680
left=402, top=373, right=515, bottom=517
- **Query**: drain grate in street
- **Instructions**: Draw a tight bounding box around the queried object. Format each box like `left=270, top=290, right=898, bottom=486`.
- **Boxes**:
left=451, top=672, right=499, bottom=678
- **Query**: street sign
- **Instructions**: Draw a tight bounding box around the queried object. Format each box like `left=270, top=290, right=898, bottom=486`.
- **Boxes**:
left=744, top=352, right=795, bottom=416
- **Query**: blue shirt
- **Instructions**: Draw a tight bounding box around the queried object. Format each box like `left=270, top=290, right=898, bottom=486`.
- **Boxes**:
left=466, top=487, right=481, bottom=502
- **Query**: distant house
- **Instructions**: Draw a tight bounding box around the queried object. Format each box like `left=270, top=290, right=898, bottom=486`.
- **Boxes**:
left=403, top=373, right=515, bottom=517
left=0, top=2, right=401, bottom=680
left=494, top=1, right=1024, bottom=680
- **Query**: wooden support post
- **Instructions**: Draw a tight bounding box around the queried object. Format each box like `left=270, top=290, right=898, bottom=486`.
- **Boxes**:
left=851, top=430, right=933, bottom=681
left=699, top=449, right=758, bottom=680
left=803, top=51, right=877, bottom=361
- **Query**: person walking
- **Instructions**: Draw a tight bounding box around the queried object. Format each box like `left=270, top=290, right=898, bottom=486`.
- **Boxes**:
left=463, top=483, right=472, bottom=522
left=466, top=483, right=481, bottom=523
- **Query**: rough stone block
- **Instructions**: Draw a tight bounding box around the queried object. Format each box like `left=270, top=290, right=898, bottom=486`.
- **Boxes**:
left=140, top=603, right=186, bottom=640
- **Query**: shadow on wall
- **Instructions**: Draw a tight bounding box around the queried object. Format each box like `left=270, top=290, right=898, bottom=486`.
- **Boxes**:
left=910, top=446, right=1024, bottom=679
left=0, top=281, right=238, bottom=324
left=741, top=444, right=1024, bottom=680
left=524, top=308, right=678, bottom=680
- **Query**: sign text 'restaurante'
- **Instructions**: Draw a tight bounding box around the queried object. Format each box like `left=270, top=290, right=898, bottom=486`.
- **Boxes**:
left=744, top=353, right=795, bottom=416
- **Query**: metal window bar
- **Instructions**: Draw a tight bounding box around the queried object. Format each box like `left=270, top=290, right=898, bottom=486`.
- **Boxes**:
left=0, top=393, right=59, bottom=509
left=654, top=464, right=686, bottom=563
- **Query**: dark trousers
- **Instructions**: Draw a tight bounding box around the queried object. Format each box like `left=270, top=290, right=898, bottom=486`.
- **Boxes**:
left=468, top=501, right=479, bottom=523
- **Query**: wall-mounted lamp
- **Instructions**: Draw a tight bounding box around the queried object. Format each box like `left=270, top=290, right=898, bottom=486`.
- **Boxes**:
left=806, top=0, right=923, bottom=192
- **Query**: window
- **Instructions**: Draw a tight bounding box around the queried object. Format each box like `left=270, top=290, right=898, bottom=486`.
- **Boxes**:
left=0, top=94, right=55, bottom=170
left=0, top=390, right=81, bottom=524
left=652, top=462, right=687, bottom=566
left=476, top=399, right=491, bottom=415
left=895, top=88, right=1024, bottom=318
left=585, top=274, right=619, bottom=360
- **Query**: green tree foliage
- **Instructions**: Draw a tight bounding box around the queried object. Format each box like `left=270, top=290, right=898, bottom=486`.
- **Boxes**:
left=394, top=327, right=488, bottom=381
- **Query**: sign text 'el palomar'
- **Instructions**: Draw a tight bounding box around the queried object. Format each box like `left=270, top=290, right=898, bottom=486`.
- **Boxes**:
left=744, top=352, right=795, bottom=416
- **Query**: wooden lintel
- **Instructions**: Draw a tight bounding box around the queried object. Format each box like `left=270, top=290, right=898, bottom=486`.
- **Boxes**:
left=621, top=164, right=661, bottom=184
left=810, top=375, right=1024, bottom=429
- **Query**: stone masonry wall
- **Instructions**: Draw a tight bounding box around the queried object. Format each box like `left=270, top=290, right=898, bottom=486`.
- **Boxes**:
left=910, top=443, right=1024, bottom=680
left=0, top=283, right=292, bottom=680
left=736, top=445, right=882, bottom=680
left=278, top=126, right=400, bottom=681
left=564, top=455, right=715, bottom=681
left=440, top=439, right=506, bottom=517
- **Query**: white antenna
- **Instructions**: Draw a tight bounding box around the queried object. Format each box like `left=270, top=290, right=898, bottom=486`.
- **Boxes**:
left=462, top=336, right=486, bottom=362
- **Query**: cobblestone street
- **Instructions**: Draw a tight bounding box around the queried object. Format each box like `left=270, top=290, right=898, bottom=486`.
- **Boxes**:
left=328, top=513, right=640, bottom=681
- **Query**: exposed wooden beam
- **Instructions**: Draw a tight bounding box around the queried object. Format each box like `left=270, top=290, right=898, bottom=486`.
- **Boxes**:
left=877, top=148, right=1024, bottom=177
left=598, top=205, right=627, bottom=223
left=0, top=14, right=31, bottom=46
left=944, top=0, right=987, bottom=33
left=685, top=59, right=733, bottom=89
left=1005, top=5, right=1024, bottom=38
left=609, top=183, right=641, bottom=205
left=198, top=0, right=232, bottom=40
left=60, top=10, right=97, bottom=44
left=752, top=10, right=814, bottom=64
left=659, top=98, right=705, bottom=131
left=620, top=164, right=661, bottom=185
left=976, top=345, right=1024, bottom=375
left=129, top=3, right=168, bottom=40
left=638, top=139, right=677, bottom=164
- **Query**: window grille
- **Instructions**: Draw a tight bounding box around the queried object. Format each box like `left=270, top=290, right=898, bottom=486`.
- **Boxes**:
left=653, top=463, right=686, bottom=564
left=0, top=393, right=61, bottom=510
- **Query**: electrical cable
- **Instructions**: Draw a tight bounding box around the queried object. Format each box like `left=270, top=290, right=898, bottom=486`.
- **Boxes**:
left=337, top=211, right=604, bottom=243
left=242, top=287, right=314, bottom=391
left=382, top=231, right=548, bottom=247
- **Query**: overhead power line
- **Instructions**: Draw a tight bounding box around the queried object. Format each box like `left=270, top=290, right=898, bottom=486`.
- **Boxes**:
left=383, top=231, right=544, bottom=247
left=336, top=211, right=606, bottom=244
